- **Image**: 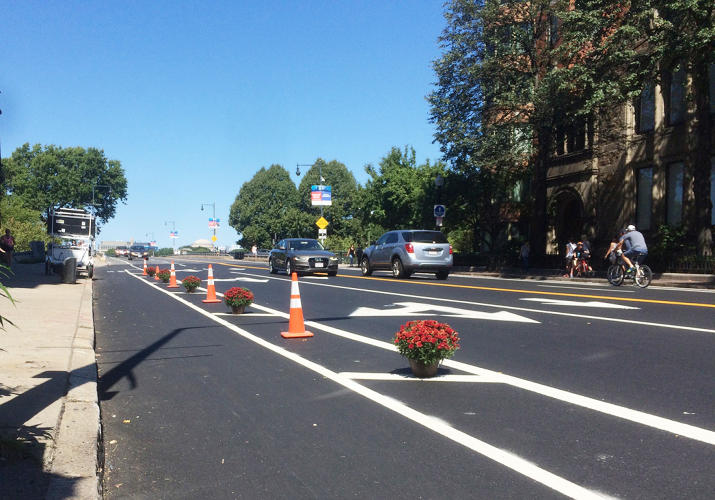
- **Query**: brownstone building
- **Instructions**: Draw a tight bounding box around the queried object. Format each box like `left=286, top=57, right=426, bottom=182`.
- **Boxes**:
left=545, top=65, right=714, bottom=257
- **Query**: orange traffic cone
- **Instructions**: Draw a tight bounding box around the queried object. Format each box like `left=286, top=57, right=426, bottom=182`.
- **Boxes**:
left=202, top=264, right=222, bottom=303
left=167, top=261, right=179, bottom=288
left=142, top=258, right=148, bottom=276
left=281, top=272, right=314, bottom=339
left=154, top=264, right=161, bottom=281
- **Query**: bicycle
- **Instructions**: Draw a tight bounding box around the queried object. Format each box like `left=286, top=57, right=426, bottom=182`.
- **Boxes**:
left=572, top=256, right=594, bottom=278
left=607, top=252, right=652, bottom=288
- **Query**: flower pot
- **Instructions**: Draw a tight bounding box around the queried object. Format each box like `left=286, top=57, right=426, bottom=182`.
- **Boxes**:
left=230, top=304, right=246, bottom=314
left=408, top=358, right=439, bottom=378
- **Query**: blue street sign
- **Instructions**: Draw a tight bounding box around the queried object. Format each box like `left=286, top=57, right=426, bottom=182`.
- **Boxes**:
left=434, top=204, right=446, bottom=217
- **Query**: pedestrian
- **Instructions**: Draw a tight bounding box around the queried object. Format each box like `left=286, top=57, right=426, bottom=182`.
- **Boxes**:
left=563, top=237, right=576, bottom=278
left=0, top=229, right=15, bottom=267
left=519, top=241, right=529, bottom=274
left=348, top=244, right=356, bottom=267
left=251, top=244, right=257, bottom=260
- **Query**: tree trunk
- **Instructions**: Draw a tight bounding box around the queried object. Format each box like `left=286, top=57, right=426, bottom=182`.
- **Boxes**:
left=529, top=126, right=551, bottom=259
left=691, top=60, right=713, bottom=257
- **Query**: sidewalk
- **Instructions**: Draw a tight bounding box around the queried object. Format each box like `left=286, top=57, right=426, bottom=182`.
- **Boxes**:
left=0, top=262, right=99, bottom=500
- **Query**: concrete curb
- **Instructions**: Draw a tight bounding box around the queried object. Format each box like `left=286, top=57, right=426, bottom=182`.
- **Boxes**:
left=45, top=276, right=100, bottom=500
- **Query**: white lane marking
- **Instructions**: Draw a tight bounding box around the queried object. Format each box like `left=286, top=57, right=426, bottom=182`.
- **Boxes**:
left=303, top=276, right=329, bottom=280
left=210, top=277, right=269, bottom=283
left=174, top=268, right=205, bottom=273
left=340, top=372, right=501, bottom=383
left=538, top=285, right=635, bottom=293
left=125, top=271, right=608, bottom=499
left=350, top=302, right=538, bottom=323
left=245, top=300, right=715, bottom=446
left=213, top=312, right=276, bottom=317
left=520, top=298, right=639, bottom=310
left=232, top=271, right=715, bottom=334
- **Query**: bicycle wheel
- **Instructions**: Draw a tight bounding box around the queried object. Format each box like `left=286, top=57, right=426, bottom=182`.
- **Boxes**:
left=634, top=265, right=652, bottom=288
left=607, top=264, right=624, bottom=286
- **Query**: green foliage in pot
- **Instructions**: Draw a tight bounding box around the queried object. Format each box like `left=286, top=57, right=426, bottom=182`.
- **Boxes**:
left=182, top=275, right=201, bottom=292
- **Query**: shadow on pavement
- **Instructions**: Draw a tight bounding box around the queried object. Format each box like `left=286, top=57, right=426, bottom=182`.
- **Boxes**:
left=98, top=326, right=211, bottom=402
left=0, top=369, right=91, bottom=499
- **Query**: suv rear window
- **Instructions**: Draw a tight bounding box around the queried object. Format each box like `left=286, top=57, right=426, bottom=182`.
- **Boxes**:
left=402, top=231, right=448, bottom=244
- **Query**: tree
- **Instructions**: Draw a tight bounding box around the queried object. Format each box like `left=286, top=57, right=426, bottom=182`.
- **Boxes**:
left=430, top=0, right=571, bottom=258
left=297, top=159, right=359, bottom=239
left=358, top=147, right=446, bottom=235
left=4, top=143, right=128, bottom=224
left=0, top=197, right=50, bottom=252
left=228, top=165, right=309, bottom=248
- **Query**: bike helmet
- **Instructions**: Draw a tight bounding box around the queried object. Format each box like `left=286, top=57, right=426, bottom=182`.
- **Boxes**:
left=626, top=224, right=636, bottom=231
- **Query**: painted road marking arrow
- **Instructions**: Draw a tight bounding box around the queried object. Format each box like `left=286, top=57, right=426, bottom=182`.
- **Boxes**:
left=349, top=301, right=538, bottom=323
left=212, top=277, right=269, bottom=283
left=520, top=298, right=639, bottom=309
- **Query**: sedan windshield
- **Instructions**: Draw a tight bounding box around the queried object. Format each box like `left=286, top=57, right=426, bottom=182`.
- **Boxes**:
left=288, top=240, right=324, bottom=251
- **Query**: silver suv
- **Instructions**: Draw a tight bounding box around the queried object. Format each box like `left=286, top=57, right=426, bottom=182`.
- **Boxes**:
left=361, top=230, right=452, bottom=279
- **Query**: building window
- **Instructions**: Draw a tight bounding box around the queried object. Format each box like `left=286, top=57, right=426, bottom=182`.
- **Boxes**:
left=668, top=65, right=686, bottom=125
left=635, top=83, right=655, bottom=133
left=666, top=162, right=684, bottom=226
left=637, top=167, right=653, bottom=230
left=549, top=15, right=559, bottom=47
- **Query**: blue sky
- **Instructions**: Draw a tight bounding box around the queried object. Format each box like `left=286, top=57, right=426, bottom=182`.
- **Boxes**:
left=1, top=1, right=446, bottom=249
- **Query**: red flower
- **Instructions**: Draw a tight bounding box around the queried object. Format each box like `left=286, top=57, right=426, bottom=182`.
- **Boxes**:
left=393, top=320, right=460, bottom=365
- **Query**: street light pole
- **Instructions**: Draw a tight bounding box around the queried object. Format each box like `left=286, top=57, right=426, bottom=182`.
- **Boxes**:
left=200, top=202, right=216, bottom=250
left=434, top=174, right=444, bottom=230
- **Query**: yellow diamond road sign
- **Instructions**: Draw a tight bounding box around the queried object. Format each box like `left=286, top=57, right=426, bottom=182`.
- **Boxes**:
left=316, top=216, right=329, bottom=229
left=211, top=235, right=217, bottom=242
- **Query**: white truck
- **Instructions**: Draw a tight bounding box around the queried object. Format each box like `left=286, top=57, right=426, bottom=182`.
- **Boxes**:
left=45, top=208, right=96, bottom=282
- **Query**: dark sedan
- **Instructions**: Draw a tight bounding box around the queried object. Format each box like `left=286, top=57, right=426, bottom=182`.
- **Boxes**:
left=128, top=245, right=149, bottom=260
left=268, top=238, right=338, bottom=276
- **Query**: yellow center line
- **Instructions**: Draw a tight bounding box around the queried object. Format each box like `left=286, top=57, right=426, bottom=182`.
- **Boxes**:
left=215, top=262, right=715, bottom=309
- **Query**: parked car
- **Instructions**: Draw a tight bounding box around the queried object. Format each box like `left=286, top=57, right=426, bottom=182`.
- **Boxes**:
left=128, top=245, right=149, bottom=260
left=269, top=238, right=338, bottom=276
left=115, top=245, right=129, bottom=257
left=360, top=230, right=452, bottom=279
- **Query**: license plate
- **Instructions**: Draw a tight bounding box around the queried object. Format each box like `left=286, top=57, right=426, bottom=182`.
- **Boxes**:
left=314, top=262, right=324, bottom=268
left=428, top=250, right=439, bottom=256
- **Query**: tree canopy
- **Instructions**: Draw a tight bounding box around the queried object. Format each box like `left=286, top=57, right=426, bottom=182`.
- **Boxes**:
left=4, top=143, right=128, bottom=224
left=228, top=164, right=310, bottom=248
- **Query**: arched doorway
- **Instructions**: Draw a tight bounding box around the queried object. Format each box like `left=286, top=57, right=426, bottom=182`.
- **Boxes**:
left=553, top=189, right=584, bottom=255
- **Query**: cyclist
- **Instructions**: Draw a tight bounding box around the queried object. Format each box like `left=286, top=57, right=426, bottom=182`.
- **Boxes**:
left=572, top=241, right=591, bottom=275
left=616, top=224, right=648, bottom=273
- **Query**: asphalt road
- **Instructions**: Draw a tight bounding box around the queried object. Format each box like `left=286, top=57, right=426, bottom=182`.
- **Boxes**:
left=94, top=257, right=715, bottom=499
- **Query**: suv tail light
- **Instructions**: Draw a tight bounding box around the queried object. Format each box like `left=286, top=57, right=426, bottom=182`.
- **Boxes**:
left=405, top=243, right=414, bottom=254
left=449, top=244, right=453, bottom=254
